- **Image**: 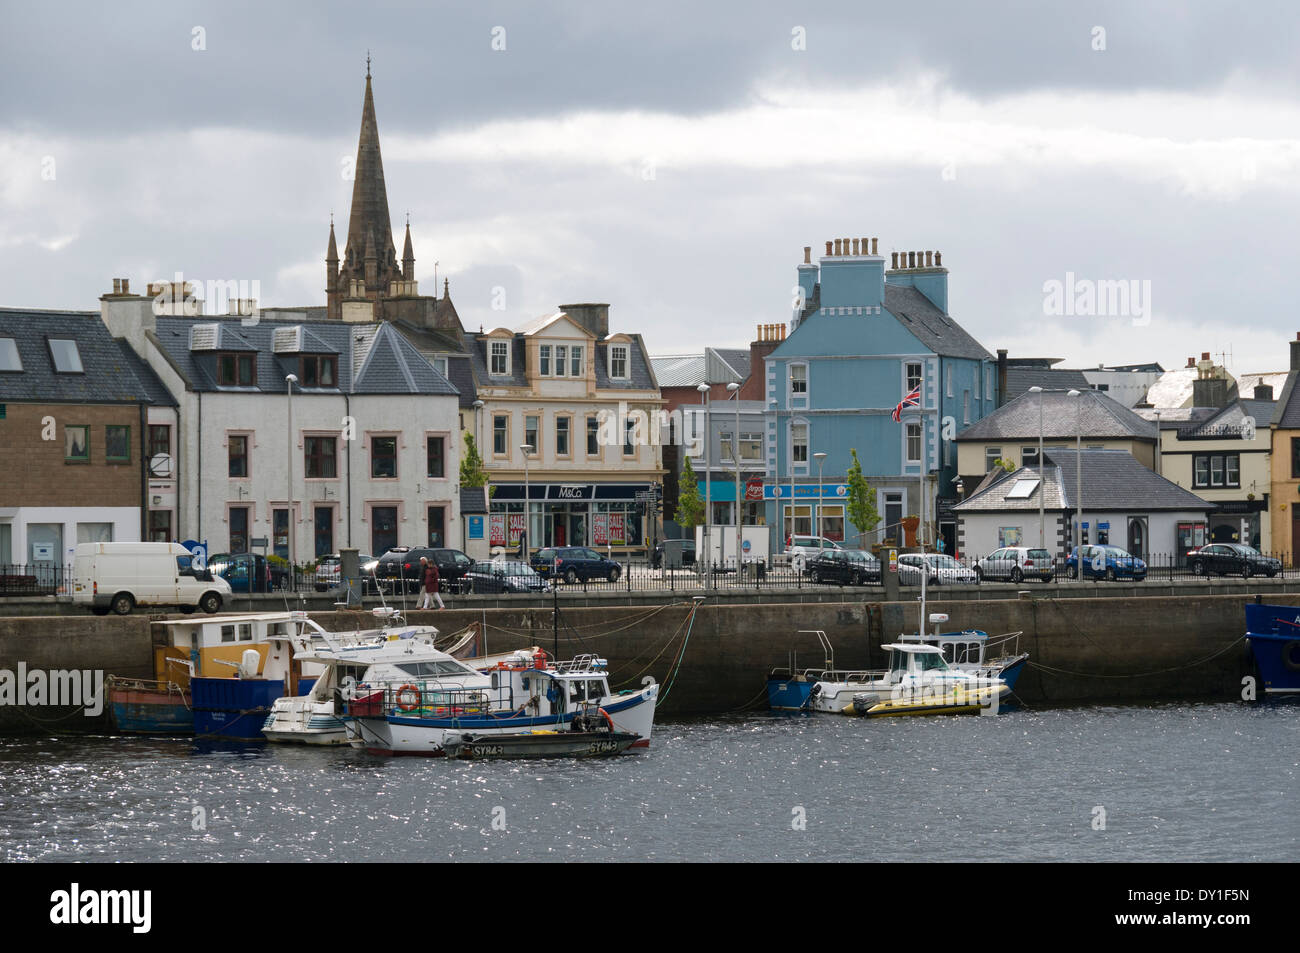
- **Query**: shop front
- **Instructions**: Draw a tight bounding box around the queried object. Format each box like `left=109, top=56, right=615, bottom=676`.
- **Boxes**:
left=489, top=483, right=651, bottom=552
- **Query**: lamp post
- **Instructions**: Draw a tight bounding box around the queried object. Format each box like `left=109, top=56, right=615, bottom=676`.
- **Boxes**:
left=697, top=383, right=711, bottom=569
left=520, top=443, right=533, bottom=556
left=285, top=373, right=297, bottom=592
left=813, top=451, right=827, bottom=542
left=728, top=381, right=741, bottom=570
left=473, top=399, right=484, bottom=451
left=1029, top=386, right=1045, bottom=547
left=1068, top=389, right=1082, bottom=573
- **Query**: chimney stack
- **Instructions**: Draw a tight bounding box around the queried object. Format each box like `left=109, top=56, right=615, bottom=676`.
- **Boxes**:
left=996, top=349, right=1008, bottom=406
left=925, top=251, right=933, bottom=267
left=1187, top=356, right=1195, bottom=368
left=1291, top=332, right=1300, bottom=372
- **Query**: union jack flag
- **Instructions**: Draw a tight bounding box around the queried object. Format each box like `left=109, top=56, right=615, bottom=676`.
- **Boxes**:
left=892, top=384, right=921, bottom=422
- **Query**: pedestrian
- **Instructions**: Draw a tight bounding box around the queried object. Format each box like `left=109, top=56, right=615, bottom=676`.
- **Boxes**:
left=419, top=556, right=444, bottom=610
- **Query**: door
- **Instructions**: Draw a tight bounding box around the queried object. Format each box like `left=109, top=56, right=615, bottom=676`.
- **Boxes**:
left=229, top=507, right=250, bottom=554
left=1127, top=518, right=1145, bottom=562
left=314, top=507, right=334, bottom=558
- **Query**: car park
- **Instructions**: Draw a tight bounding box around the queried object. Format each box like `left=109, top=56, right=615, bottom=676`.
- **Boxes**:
left=806, top=549, right=881, bottom=585
left=897, top=552, right=980, bottom=586
left=463, top=560, right=550, bottom=594
left=207, top=552, right=285, bottom=593
left=1066, top=545, right=1147, bottom=582
left=974, top=547, right=1055, bottom=583
left=1185, top=543, right=1280, bottom=578
left=531, top=546, right=623, bottom=584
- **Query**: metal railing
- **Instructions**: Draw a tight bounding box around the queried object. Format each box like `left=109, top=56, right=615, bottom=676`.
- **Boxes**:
left=0, top=563, right=69, bottom=596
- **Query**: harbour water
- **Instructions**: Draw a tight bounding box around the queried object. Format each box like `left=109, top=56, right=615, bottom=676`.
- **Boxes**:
left=1, top=702, right=1294, bottom=863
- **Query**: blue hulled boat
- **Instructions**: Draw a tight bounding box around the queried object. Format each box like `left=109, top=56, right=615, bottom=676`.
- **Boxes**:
left=1245, top=603, right=1300, bottom=698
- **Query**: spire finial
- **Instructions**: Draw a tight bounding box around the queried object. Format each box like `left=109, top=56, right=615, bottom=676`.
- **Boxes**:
left=366, top=50, right=371, bottom=78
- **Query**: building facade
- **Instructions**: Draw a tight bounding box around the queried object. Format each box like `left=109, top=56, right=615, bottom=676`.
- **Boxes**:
left=764, top=240, right=997, bottom=554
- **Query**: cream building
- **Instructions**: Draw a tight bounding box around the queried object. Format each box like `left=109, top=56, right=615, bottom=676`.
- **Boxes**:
left=469, top=304, right=664, bottom=554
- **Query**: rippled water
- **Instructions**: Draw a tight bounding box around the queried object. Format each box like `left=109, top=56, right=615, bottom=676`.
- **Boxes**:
left=1, top=703, right=1295, bottom=862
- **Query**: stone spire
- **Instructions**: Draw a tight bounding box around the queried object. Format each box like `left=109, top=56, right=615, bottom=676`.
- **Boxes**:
left=326, top=217, right=339, bottom=293
left=402, top=216, right=415, bottom=280
left=343, top=67, right=397, bottom=287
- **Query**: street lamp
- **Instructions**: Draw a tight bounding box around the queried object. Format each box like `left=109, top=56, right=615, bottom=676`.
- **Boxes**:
left=813, top=451, right=828, bottom=542
left=727, top=381, right=741, bottom=570
left=1028, top=386, right=1045, bottom=547
left=285, top=373, right=297, bottom=592
left=697, top=383, right=711, bottom=568
left=472, top=399, right=484, bottom=451
left=1068, top=389, right=1082, bottom=571
left=520, top=443, right=534, bottom=556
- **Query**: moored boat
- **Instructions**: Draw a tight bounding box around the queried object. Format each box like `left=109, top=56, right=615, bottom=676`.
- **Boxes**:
left=1244, top=602, right=1300, bottom=698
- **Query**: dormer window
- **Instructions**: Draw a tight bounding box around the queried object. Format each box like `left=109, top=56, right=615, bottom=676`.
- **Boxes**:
left=48, top=338, right=83, bottom=374
left=490, top=340, right=510, bottom=376
left=609, top=344, right=628, bottom=380
left=0, top=337, right=21, bottom=372
left=300, top=354, right=337, bottom=388
left=217, top=353, right=256, bottom=386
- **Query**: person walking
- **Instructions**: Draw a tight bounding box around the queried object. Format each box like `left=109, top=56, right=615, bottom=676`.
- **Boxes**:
left=419, top=556, right=444, bottom=610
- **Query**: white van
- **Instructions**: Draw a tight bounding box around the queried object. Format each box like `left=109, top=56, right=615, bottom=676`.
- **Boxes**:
left=72, top=542, right=232, bottom=616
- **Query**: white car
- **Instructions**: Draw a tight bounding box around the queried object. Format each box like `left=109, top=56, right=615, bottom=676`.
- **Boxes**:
left=897, top=553, right=980, bottom=586
left=786, top=535, right=843, bottom=572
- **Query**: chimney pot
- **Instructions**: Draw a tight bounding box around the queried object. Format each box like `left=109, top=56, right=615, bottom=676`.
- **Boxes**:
left=871, top=237, right=878, bottom=256
left=123, top=279, right=129, bottom=294
left=935, top=251, right=942, bottom=266
left=908, top=251, right=916, bottom=268
left=112, top=278, right=121, bottom=294
left=825, top=241, right=833, bottom=256
left=891, top=252, right=898, bottom=269
left=803, top=246, right=811, bottom=264
left=833, top=239, right=842, bottom=256
left=925, top=251, right=933, bottom=267
left=852, top=239, right=860, bottom=255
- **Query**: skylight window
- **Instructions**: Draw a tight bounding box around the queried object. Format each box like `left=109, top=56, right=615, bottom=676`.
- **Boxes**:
left=1006, top=478, right=1041, bottom=500
left=0, top=338, right=21, bottom=371
left=48, top=338, right=83, bottom=373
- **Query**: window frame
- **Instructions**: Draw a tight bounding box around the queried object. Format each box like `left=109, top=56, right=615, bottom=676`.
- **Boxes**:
left=65, top=424, right=90, bottom=463
left=906, top=362, right=923, bottom=394
left=791, top=421, right=809, bottom=468
left=299, top=354, right=338, bottom=389
left=539, top=344, right=551, bottom=377
left=147, top=424, right=171, bottom=460
left=47, top=337, right=84, bottom=374
left=370, top=433, right=399, bottom=480
left=570, top=345, right=583, bottom=378
left=555, top=415, right=572, bottom=459
left=906, top=423, right=922, bottom=464
left=228, top=433, right=250, bottom=479
left=426, top=434, right=446, bottom=479
left=489, top=340, right=510, bottom=377
left=609, top=344, right=629, bottom=380
left=217, top=352, right=256, bottom=387
left=525, top=415, right=540, bottom=456
left=493, top=414, right=510, bottom=457
left=105, top=425, right=131, bottom=464
left=789, top=363, right=808, bottom=397
left=0, top=337, right=22, bottom=372
left=586, top=416, right=600, bottom=457
left=304, top=434, right=339, bottom=480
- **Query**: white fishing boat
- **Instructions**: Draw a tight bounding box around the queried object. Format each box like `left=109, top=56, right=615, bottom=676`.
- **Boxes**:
left=261, top=607, right=486, bottom=746
left=344, top=651, right=657, bottom=756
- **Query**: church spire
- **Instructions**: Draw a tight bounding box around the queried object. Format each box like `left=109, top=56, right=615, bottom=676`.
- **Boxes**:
left=402, top=215, right=415, bottom=280
left=343, top=65, right=396, bottom=285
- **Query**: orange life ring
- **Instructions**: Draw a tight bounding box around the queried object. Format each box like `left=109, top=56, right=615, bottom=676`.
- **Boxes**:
left=396, top=684, right=421, bottom=711
left=598, top=707, right=615, bottom=732
left=533, top=649, right=548, bottom=669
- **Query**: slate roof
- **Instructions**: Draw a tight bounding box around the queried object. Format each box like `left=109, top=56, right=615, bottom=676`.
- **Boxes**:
left=956, top=387, right=1157, bottom=442
left=151, top=315, right=457, bottom=396
left=1272, top=370, right=1300, bottom=429
left=1004, top=366, right=1091, bottom=400
left=1173, top=399, right=1275, bottom=436
left=0, top=308, right=177, bottom=406
left=882, top=284, right=993, bottom=362
left=459, top=486, right=488, bottom=515
left=471, top=322, right=657, bottom=391
left=953, top=449, right=1211, bottom=513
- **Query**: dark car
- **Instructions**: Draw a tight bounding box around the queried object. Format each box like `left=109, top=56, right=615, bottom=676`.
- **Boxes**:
left=373, top=547, right=475, bottom=594
left=1186, top=543, right=1280, bottom=578
left=463, top=560, right=550, bottom=594
left=806, top=550, right=880, bottom=585
left=207, top=552, right=282, bottom=593
left=651, top=539, right=697, bottom=569
left=531, top=547, right=623, bottom=584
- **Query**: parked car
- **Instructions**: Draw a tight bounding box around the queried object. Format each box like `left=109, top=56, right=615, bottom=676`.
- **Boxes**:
left=207, top=552, right=283, bottom=593
left=651, top=538, right=697, bottom=569
left=314, top=553, right=376, bottom=591
left=975, top=547, right=1055, bottom=583
left=531, top=547, right=623, bottom=584
left=1066, top=545, right=1146, bottom=582
left=463, top=560, right=550, bottom=594
left=1185, top=543, right=1280, bottom=579
left=897, top=552, right=980, bottom=586
left=373, top=547, right=475, bottom=594
left=806, top=549, right=881, bottom=585
left=785, top=535, right=843, bottom=571
left=71, top=542, right=231, bottom=615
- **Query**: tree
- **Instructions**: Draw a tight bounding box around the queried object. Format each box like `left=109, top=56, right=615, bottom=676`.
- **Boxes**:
left=845, top=448, right=881, bottom=547
left=459, top=432, right=489, bottom=488
left=676, top=456, right=704, bottom=529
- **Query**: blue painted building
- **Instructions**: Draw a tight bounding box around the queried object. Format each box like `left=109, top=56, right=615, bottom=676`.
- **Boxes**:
left=764, top=240, right=996, bottom=554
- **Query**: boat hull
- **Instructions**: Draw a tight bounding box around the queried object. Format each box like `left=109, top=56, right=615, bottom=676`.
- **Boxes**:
left=191, top=677, right=286, bottom=741
left=1245, top=604, right=1300, bottom=696
left=109, top=684, right=192, bottom=734
left=766, top=672, right=816, bottom=711
left=442, top=731, right=639, bottom=759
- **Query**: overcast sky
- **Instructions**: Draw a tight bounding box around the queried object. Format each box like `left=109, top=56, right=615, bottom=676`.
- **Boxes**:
left=4, top=1, right=1299, bottom=375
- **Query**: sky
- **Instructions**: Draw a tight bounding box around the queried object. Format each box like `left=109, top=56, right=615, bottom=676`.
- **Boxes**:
left=3, top=1, right=1299, bottom=375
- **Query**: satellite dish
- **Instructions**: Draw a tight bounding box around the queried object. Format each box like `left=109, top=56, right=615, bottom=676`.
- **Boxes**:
left=148, top=452, right=173, bottom=478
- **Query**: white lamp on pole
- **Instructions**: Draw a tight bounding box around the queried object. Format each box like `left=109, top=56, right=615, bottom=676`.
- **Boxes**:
left=813, top=451, right=828, bottom=544
left=1028, top=385, right=1045, bottom=548
left=520, top=443, right=533, bottom=556
left=285, top=373, right=297, bottom=591
left=727, top=381, right=741, bottom=570
left=697, top=383, right=711, bottom=569
left=1068, top=389, right=1082, bottom=577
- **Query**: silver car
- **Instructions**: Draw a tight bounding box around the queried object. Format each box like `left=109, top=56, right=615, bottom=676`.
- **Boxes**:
left=974, top=546, right=1054, bottom=583
left=897, top=553, right=980, bottom=586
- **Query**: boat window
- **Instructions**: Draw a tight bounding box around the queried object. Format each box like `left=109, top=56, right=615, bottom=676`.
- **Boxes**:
left=490, top=672, right=499, bottom=690
left=221, top=624, right=236, bottom=643
left=588, top=680, right=606, bottom=700
left=569, top=680, right=583, bottom=703
left=238, top=624, right=252, bottom=642
left=267, top=623, right=286, bottom=636
left=917, top=652, right=948, bottom=672
left=941, top=644, right=955, bottom=662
